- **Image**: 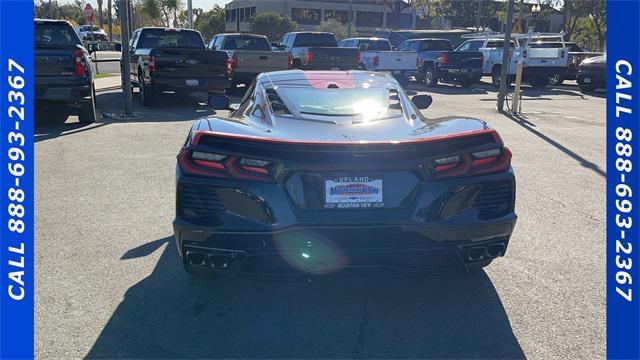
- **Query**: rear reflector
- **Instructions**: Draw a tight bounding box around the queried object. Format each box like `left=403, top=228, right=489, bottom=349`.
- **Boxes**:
left=74, top=49, right=85, bottom=77
left=148, top=55, right=156, bottom=72
left=306, top=51, right=313, bottom=64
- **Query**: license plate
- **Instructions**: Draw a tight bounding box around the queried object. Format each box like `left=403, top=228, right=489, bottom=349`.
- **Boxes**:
left=324, top=176, right=383, bottom=209
left=331, top=67, right=340, bottom=71
left=449, top=69, right=460, bottom=73
left=584, top=77, right=592, bottom=83
left=186, top=79, right=199, bottom=86
left=461, top=69, right=468, bottom=73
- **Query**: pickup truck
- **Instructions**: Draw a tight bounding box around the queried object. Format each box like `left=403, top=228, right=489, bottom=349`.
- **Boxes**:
left=457, top=32, right=570, bottom=87
left=275, top=32, right=360, bottom=70
left=527, top=41, right=602, bottom=85
left=208, top=33, right=291, bottom=90
left=129, top=27, right=231, bottom=106
left=397, top=38, right=483, bottom=87
left=35, top=19, right=96, bottom=124
left=338, top=37, right=417, bottom=86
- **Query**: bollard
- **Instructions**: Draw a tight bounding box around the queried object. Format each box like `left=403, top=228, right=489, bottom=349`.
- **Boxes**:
left=511, top=61, right=524, bottom=114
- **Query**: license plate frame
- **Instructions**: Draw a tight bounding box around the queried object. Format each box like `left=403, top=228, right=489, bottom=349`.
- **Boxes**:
left=324, top=176, right=384, bottom=209
left=186, top=79, right=199, bottom=87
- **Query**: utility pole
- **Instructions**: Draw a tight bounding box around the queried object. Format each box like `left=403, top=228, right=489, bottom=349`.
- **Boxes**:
left=475, top=0, right=482, bottom=31
left=120, top=0, right=133, bottom=117
left=497, top=0, right=515, bottom=113
left=348, top=0, right=353, bottom=37
left=108, top=0, right=112, bottom=41
left=187, top=0, right=193, bottom=28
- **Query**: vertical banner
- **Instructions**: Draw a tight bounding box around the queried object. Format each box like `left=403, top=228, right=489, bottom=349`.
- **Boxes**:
left=607, top=0, right=640, bottom=359
left=0, top=0, right=35, bottom=358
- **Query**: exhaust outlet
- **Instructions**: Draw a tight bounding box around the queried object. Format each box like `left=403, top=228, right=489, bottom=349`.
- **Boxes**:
left=487, top=244, right=505, bottom=258
left=210, top=255, right=229, bottom=269
left=186, top=251, right=208, bottom=267
left=467, top=247, right=486, bottom=262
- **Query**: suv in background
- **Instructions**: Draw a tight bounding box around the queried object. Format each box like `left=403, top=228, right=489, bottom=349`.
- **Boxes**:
left=35, top=19, right=96, bottom=124
left=76, top=25, right=108, bottom=42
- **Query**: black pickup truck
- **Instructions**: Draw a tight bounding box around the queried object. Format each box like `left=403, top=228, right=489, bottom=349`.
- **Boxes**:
left=130, top=27, right=231, bottom=106
left=275, top=32, right=360, bottom=70
left=35, top=19, right=96, bottom=124
left=398, top=38, right=483, bottom=87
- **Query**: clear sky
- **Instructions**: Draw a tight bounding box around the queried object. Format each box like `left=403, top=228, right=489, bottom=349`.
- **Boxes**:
left=56, top=0, right=230, bottom=11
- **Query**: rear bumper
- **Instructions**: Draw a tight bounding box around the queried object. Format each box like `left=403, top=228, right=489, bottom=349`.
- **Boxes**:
left=150, top=76, right=231, bottom=93
left=577, top=69, right=606, bottom=88
left=521, top=66, right=567, bottom=79
left=173, top=169, right=517, bottom=276
left=35, top=84, right=91, bottom=104
left=437, top=67, right=482, bottom=82
left=301, top=64, right=360, bottom=71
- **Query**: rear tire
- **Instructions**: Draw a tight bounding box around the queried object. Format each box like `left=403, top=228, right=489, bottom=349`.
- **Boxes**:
left=423, top=64, right=437, bottom=88
left=140, top=74, right=156, bottom=107
left=77, top=90, right=96, bottom=124
left=491, top=66, right=502, bottom=87
left=548, top=72, right=564, bottom=86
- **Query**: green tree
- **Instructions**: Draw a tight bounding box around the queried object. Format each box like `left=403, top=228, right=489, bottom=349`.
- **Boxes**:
left=316, top=19, right=348, bottom=41
left=249, top=12, right=298, bottom=42
left=193, top=5, right=225, bottom=41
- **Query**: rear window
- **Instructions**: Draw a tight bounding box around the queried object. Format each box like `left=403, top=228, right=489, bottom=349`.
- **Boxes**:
left=293, top=33, right=337, bottom=47
left=137, top=29, right=205, bottom=49
left=420, top=40, right=452, bottom=51
left=223, top=36, right=270, bottom=51
left=35, top=22, right=81, bottom=47
left=357, top=40, right=391, bottom=51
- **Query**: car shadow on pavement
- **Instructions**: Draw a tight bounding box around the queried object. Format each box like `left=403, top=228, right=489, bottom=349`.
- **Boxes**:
left=35, top=121, right=109, bottom=143
left=87, top=236, right=525, bottom=359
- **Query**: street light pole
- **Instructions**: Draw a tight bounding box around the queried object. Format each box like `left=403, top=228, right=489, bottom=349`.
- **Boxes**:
left=348, top=0, right=353, bottom=37
left=187, top=0, right=193, bottom=29
left=475, top=0, right=482, bottom=31
left=120, top=0, right=133, bottom=117
left=497, top=0, right=515, bottom=113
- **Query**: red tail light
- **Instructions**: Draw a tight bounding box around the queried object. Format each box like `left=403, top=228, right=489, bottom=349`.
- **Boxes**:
left=148, top=55, right=156, bottom=72
left=372, top=55, right=380, bottom=66
left=439, top=53, right=448, bottom=65
left=356, top=50, right=361, bottom=64
left=225, top=58, right=233, bottom=76
left=306, top=51, right=313, bottom=64
left=74, top=49, right=85, bottom=77
left=480, top=54, right=484, bottom=64
left=416, top=56, right=421, bottom=68
left=522, top=50, right=528, bottom=59
left=430, top=147, right=512, bottom=179
left=232, top=52, right=239, bottom=68
left=287, top=54, right=294, bottom=69
left=178, top=150, right=272, bottom=182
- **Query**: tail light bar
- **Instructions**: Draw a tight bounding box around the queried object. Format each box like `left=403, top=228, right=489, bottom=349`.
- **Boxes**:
left=372, top=55, right=380, bottom=66
left=74, top=49, right=86, bottom=77
left=287, top=54, right=294, bottom=69
left=306, top=51, right=313, bottom=64
left=439, top=54, right=448, bottom=65
left=231, top=52, right=239, bottom=68
left=416, top=56, right=421, bottom=69
left=148, top=55, right=156, bottom=72
left=356, top=50, right=361, bottom=65
left=429, top=147, right=512, bottom=179
left=178, top=150, right=273, bottom=182
left=225, top=58, right=233, bottom=76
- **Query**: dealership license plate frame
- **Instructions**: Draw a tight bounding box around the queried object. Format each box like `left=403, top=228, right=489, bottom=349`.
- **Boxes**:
left=324, top=176, right=384, bottom=209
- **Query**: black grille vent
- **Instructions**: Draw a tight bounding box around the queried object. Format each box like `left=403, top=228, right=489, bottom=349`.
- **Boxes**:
left=474, top=180, right=514, bottom=219
left=178, top=183, right=225, bottom=218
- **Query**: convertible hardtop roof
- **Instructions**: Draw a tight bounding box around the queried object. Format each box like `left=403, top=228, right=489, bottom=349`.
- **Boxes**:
left=256, top=70, right=397, bottom=89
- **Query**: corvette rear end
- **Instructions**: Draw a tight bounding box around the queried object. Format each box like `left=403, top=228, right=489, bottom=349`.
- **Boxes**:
left=173, top=70, right=517, bottom=277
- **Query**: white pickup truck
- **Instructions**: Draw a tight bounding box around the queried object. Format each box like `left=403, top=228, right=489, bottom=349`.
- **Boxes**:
left=338, top=37, right=418, bottom=86
left=457, top=31, right=569, bottom=87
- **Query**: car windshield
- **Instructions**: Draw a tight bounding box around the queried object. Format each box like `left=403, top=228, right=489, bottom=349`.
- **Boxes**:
left=293, top=33, right=337, bottom=47
left=35, top=23, right=81, bottom=47
left=276, top=87, right=401, bottom=119
left=223, top=36, right=270, bottom=50
left=137, top=29, right=205, bottom=49
left=358, top=40, right=391, bottom=51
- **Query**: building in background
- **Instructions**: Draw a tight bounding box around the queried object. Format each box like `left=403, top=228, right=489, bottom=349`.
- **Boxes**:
left=224, top=0, right=417, bottom=34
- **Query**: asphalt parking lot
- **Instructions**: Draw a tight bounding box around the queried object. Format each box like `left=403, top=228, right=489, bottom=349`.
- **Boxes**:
left=35, top=76, right=605, bottom=359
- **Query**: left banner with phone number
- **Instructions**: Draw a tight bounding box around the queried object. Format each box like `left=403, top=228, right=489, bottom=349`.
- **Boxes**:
left=0, top=0, right=34, bottom=358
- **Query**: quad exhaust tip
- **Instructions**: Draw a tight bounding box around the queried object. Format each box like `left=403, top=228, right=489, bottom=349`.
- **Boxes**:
left=463, top=241, right=507, bottom=262
left=184, top=248, right=247, bottom=271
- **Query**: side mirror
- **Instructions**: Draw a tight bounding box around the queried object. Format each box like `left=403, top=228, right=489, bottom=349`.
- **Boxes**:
left=411, top=94, right=433, bottom=110
left=207, top=94, right=230, bottom=110
left=114, top=43, right=122, bottom=52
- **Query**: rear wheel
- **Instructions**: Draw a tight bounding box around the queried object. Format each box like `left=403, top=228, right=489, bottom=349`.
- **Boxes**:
left=548, top=72, right=564, bottom=86
left=139, top=74, right=156, bottom=106
left=423, top=65, right=437, bottom=88
left=78, top=89, right=96, bottom=124
left=491, top=66, right=502, bottom=87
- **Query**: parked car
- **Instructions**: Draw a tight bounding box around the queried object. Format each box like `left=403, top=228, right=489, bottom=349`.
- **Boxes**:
left=527, top=41, right=599, bottom=84
left=75, top=25, right=108, bottom=42
left=338, top=37, right=418, bottom=86
left=576, top=55, right=606, bottom=92
left=275, top=32, right=360, bottom=70
left=35, top=19, right=96, bottom=124
left=174, top=70, right=517, bottom=278
left=129, top=27, right=232, bottom=106
left=458, top=32, right=570, bottom=87
left=208, top=33, right=292, bottom=90
left=398, top=38, right=483, bottom=87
